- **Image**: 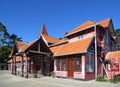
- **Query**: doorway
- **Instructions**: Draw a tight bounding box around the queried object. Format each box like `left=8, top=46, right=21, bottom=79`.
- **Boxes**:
left=68, top=58, right=75, bottom=77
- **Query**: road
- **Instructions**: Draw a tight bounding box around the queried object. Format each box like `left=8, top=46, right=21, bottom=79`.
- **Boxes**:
left=0, top=71, right=120, bottom=87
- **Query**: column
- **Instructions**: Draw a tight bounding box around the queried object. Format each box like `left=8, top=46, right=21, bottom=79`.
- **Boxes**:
left=21, top=56, right=23, bottom=77
left=41, top=57, right=43, bottom=74
left=14, top=56, right=16, bottom=75
left=11, top=58, right=13, bottom=74
left=26, top=56, right=28, bottom=78
left=31, top=59, right=33, bottom=73
left=82, top=55, right=85, bottom=79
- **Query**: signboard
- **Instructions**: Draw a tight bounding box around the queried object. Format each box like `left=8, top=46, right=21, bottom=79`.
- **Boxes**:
left=111, top=58, right=120, bottom=64
left=110, top=63, right=119, bottom=71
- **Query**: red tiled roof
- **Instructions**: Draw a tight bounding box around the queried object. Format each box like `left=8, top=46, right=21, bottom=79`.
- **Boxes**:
left=40, top=24, right=48, bottom=36
left=9, top=41, right=27, bottom=57
left=16, top=41, right=27, bottom=50
left=50, top=37, right=93, bottom=56
left=43, top=34, right=60, bottom=44
left=8, top=56, right=27, bottom=63
left=38, top=24, right=60, bottom=44
left=19, top=40, right=36, bottom=52
left=65, top=18, right=111, bottom=37
left=65, top=21, right=95, bottom=37
left=105, top=51, right=120, bottom=61
left=99, top=18, right=111, bottom=28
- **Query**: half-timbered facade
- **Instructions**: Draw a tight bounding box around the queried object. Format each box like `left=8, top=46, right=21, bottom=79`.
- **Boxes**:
left=8, top=18, right=116, bottom=80
left=8, top=25, right=60, bottom=77
left=50, top=18, right=116, bottom=80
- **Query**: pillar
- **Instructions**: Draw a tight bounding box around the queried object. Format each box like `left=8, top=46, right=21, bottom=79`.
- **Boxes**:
left=21, top=56, right=23, bottom=77
left=25, top=56, right=28, bottom=78
left=82, top=55, right=85, bottom=79
left=11, top=58, right=13, bottom=74
left=14, top=56, right=16, bottom=75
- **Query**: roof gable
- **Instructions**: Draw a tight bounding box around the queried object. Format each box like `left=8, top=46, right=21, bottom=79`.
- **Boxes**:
left=99, top=18, right=111, bottom=28
left=65, top=18, right=111, bottom=37
left=38, top=25, right=60, bottom=44
left=50, top=37, right=94, bottom=56
left=19, top=40, right=36, bottom=52
left=16, top=41, right=27, bottom=50
left=9, top=41, right=27, bottom=57
left=65, top=21, right=95, bottom=37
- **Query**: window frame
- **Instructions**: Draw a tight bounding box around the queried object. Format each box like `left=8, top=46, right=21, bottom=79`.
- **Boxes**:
left=61, top=59, right=67, bottom=71
left=56, top=59, right=61, bottom=71
left=76, top=58, right=82, bottom=71
left=86, top=52, right=95, bottom=73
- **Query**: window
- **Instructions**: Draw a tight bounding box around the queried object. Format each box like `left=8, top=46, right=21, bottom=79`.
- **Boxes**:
left=61, top=59, right=66, bottom=71
left=56, top=59, right=60, bottom=71
left=86, top=53, right=94, bottom=72
left=105, top=30, right=110, bottom=45
left=108, top=63, right=111, bottom=71
left=78, top=35, right=83, bottom=39
left=76, top=58, right=81, bottom=71
left=56, top=59, right=67, bottom=71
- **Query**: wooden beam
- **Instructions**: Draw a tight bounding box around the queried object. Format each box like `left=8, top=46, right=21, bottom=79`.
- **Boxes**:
left=29, top=50, right=50, bottom=55
left=38, top=42, right=40, bottom=52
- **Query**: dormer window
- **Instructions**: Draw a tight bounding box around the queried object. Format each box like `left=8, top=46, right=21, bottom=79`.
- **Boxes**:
left=78, top=35, right=84, bottom=39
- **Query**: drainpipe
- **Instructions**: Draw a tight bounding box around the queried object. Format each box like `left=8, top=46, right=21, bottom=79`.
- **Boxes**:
left=94, top=22, right=98, bottom=78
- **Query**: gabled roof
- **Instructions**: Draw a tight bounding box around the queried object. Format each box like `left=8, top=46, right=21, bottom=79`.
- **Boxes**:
left=42, top=34, right=60, bottom=44
left=16, top=41, right=27, bottom=50
left=39, top=24, right=60, bottom=44
left=105, top=51, right=120, bottom=61
left=50, top=37, right=93, bottom=57
left=99, top=18, right=111, bottom=28
left=9, top=41, right=27, bottom=57
left=65, top=21, right=95, bottom=37
left=19, top=40, right=36, bottom=52
left=65, top=18, right=111, bottom=37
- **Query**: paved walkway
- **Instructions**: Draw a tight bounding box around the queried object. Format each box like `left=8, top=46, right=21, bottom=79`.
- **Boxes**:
left=0, top=70, right=120, bottom=87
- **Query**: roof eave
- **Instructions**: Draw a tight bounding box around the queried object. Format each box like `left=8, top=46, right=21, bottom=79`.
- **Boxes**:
left=53, top=51, right=87, bottom=57
left=64, top=23, right=99, bottom=37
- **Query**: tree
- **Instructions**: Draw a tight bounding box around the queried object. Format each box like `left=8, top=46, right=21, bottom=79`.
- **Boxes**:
left=8, top=34, right=22, bottom=47
left=115, top=29, right=120, bottom=50
left=0, top=22, right=9, bottom=46
left=0, top=22, right=22, bottom=64
left=0, top=46, right=11, bottom=63
left=0, top=22, right=22, bottom=47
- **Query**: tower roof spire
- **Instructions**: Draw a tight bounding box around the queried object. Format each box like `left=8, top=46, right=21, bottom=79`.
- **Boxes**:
left=40, top=24, right=48, bottom=35
left=38, top=24, right=48, bottom=38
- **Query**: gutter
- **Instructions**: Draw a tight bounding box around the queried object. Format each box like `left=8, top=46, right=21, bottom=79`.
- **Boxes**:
left=54, top=51, right=87, bottom=57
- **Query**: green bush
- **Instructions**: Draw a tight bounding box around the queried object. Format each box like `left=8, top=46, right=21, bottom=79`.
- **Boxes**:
left=96, top=76, right=107, bottom=82
left=50, top=71, right=55, bottom=77
left=34, top=73, right=37, bottom=78
left=115, top=75, right=120, bottom=82
left=109, top=75, right=120, bottom=83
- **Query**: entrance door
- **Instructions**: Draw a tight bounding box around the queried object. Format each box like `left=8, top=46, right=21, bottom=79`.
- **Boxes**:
left=68, top=58, right=75, bottom=77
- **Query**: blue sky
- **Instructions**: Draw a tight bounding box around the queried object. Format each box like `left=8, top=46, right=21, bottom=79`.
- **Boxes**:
left=0, top=0, right=120, bottom=42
